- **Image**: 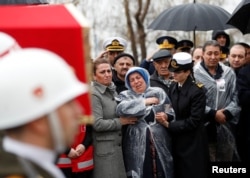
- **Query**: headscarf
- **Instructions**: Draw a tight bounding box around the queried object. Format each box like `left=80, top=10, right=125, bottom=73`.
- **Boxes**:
left=125, top=67, right=150, bottom=91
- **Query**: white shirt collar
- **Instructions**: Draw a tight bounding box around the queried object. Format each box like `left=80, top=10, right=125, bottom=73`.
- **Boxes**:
left=3, top=136, right=65, bottom=178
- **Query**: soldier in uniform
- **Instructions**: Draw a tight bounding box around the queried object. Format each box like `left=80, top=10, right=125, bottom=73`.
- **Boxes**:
left=95, top=36, right=127, bottom=67
left=140, top=35, right=177, bottom=75
left=156, top=36, right=178, bottom=55
left=0, top=48, right=88, bottom=178
left=0, top=31, right=21, bottom=148
left=168, top=52, right=209, bottom=178
left=176, top=39, right=194, bottom=54
left=220, top=46, right=230, bottom=65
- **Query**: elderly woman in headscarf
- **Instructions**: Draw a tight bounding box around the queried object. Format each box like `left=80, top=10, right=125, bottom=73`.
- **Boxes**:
left=116, top=66, right=175, bottom=178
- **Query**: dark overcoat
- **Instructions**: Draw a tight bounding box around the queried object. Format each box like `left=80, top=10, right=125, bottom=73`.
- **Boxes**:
left=168, top=76, right=209, bottom=178
left=150, top=71, right=171, bottom=95
left=0, top=139, right=54, bottom=178
left=236, top=64, right=250, bottom=163
left=112, top=70, right=127, bottom=94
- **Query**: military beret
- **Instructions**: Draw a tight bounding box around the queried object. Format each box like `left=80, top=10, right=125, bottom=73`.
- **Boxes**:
left=103, top=37, right=127, bottom=52
left=152, top=49, right=172, bottom=62
left=176, top=40, right=194, bottom=51
left=113, top=52, right=135, bottom=65
left=169, top=52, right=193, bottom=72
left=156, top=36, right=177, bottom=49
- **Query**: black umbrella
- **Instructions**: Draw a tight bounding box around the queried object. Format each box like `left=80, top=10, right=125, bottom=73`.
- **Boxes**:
left=0, top=0, right=48, bottom=4
left=148, top=1, right=232, bottom=46
left=227, top=0, right=250, bottom=35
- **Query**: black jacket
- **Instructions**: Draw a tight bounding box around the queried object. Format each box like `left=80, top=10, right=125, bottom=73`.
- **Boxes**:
left=0, top=139, right=54, bottom=178
left=112, top=70, right=127, bottom=94
left=150, top=71, right=171, bottom=95
left=236, top=64, right=250, bottom=163
left=168, top=76, right=209, bottom=178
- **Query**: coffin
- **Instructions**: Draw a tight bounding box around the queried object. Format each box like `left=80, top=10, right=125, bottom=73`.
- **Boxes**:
left=0, top=4, right=93, bottom=123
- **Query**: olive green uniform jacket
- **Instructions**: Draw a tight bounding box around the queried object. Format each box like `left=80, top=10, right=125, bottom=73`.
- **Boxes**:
left=0, top=138, right=54, bottom=178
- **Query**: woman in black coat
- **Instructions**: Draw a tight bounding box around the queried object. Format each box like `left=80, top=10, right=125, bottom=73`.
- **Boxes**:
left=167, top=52, right=209, bottom=178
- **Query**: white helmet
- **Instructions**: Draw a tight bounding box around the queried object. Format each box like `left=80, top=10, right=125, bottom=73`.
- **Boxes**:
left=0, top=48, right=88, bottom=129
left=0, top=31, right=21, bottom=58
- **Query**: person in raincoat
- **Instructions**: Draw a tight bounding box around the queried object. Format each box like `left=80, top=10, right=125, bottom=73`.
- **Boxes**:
left=168, top=52, right=209, bottom=178
left=116, top=66, right=175, bottom=178
left=194, top=40, right=241, bottom=162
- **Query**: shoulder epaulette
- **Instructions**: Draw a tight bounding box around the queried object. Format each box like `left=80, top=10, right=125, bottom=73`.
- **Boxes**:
left=196, top=82, right=204, bottom=88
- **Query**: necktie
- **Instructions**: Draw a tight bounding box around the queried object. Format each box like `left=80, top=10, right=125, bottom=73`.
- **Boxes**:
left=178, top=85, right=182, bottom=92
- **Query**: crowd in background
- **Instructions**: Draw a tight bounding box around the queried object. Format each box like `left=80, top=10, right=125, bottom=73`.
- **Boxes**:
left=0, top=28, right=250, bottom=178
left=90, top=31, right=249, bottom=178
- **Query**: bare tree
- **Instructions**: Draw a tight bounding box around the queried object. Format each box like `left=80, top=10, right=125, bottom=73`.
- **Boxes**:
left=63, top=0, right=247, bottom=60
left=123, top=0, right=151, bottom=64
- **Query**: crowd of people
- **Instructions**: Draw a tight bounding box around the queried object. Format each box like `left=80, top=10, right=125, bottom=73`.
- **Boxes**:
left=90, top=31, right=250, bottom=178
left=0, top=29, right=250, bottom=178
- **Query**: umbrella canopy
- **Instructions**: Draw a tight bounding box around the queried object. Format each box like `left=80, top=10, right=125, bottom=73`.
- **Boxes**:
left=0, top=0, right=48, bottom=4
left=148, top=2, right=232, bottom=46
left=227, top=0, right=250, bottom=35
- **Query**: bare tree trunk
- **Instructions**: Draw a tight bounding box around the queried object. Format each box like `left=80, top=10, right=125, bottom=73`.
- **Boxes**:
left=124, top=0, right=151, bottom=65
left=124, top=0, right=138, bottom=64
left=135, top=0, right=150, bottom=61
